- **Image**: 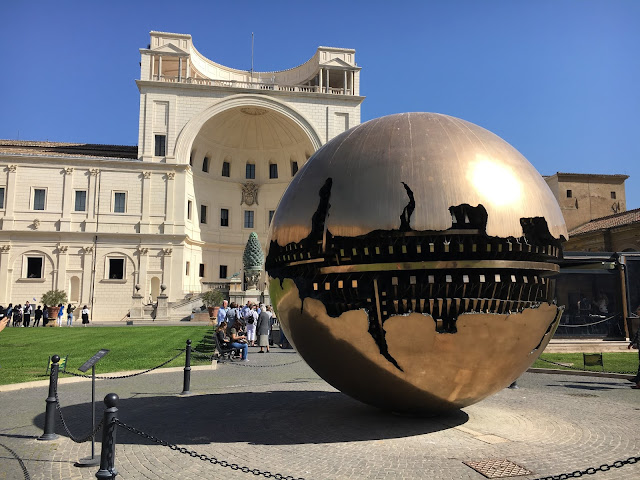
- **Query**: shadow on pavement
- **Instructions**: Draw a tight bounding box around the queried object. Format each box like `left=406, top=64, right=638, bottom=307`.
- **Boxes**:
left=33, top=390, right=468, bottom=446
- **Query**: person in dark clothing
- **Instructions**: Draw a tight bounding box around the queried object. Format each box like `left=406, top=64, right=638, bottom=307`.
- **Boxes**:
left=628, top=313, right=640, bottom=389
left=34, top=306, right=43, bottom=327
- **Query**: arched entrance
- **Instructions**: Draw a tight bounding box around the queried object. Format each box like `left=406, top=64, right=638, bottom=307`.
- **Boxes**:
left=180, top=97, right=319, bottom=292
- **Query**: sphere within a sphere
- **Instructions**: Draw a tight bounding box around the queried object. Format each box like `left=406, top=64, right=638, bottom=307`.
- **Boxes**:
left=267, top=113, right=566, bottom=414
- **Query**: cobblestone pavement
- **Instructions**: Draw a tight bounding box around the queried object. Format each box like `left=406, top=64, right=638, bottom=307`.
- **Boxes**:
left=0, top=346, right=638, bottom=480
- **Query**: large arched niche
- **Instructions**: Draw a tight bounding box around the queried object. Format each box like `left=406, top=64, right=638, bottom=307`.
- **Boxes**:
left=175, top=94, right=321, bottom=167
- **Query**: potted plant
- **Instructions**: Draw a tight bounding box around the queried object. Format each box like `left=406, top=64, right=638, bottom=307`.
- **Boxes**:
left=41, top=290, right=68, bottom=326
left=201, top=289, right=225, bottom=320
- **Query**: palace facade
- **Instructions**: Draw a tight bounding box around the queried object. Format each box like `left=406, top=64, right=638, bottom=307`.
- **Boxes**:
left=0, top=31, right=364, bottom=321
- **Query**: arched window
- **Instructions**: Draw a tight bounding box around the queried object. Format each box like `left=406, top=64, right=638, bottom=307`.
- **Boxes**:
left=202, top=157, right=209, bottom=173
left=222, top=160, right=230, bottom=177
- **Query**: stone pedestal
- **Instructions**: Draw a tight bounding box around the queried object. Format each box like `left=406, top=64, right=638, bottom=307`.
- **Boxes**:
left=155, top=294, right=169, bottom=321
left=129, top=294, right=144, bottom=320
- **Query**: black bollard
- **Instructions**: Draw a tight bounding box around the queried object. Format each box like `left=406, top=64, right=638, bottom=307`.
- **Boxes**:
left=181, top=339, right=191, bottom=395
left=38, top=355, right=60, bottom=441
left=95, top=393, right=119, bottom=480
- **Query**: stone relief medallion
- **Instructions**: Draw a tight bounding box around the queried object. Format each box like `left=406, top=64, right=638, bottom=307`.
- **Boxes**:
left=241, top=182, right=259, bottom=206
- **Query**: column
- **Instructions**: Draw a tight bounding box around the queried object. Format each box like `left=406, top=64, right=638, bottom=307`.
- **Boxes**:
left=351, top=71, right=355, bottom=95
left=344, top=70, right=347, bottom=94
left=86, top=169, right=100, bottom=232
left=162, top=248, right=173, bottom=297
left=150, top=55, right=155, bottom=80
left=326, top=68, right=330, bottom=92
left=186, top=58, right=190, bottom=79
left=0, top=245, right=11, bottom=303
left=178, top=57, right=183, bottom=82
left=140, top=171, right=151, bottom=234
left=2, top=165, right=18, bottom=230
left=318, top=68, right=323, bottom=92
left=60, top=167, right=73, bottom=232
left=81, top=246, right=94, bottom=305
left=158, top=55, right=163, bottom=78
left=55, top=244, right=69, bottom=291
left=164, top=171, right=175, bottom=233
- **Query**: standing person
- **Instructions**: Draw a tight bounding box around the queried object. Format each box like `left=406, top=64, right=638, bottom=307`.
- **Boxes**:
left=217, top=300, right=229, bottom=328
left=245, top=305, right=257, bottom=346
left=23, top=301, right=32, bottom=327
left=57, top=304, right=65, bottom=327
left=33, top=305, right=43, bottom=327
left=81, top=305, right=90, bottom=326
left=66, top=304, right=75, bottom=326
left=5, top=304, right=13, bottom=327
left=256, top=306, right=272, bottom=353
left=42, top=304, right=48, bottom=326
left=13, top=304, right=23, bottom=327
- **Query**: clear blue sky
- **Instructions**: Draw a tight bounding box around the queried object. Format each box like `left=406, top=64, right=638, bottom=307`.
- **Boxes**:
left=1, top=0, right=639, bottom=209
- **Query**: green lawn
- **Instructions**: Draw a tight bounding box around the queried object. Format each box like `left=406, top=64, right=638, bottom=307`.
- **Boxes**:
left=0, top=326, right=214, bottom=385
left=533, top=352, right=638, bottom=374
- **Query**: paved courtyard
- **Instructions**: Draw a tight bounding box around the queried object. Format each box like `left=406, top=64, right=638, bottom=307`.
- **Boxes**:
left=0, top=347, right=638, bottom=480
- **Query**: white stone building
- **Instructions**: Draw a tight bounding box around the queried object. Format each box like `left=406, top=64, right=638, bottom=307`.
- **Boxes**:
left=0, top=31, right=364, bottom=321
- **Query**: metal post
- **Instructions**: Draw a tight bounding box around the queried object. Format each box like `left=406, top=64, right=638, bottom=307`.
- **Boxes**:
left=181, top=339, right=191, bottom=395
left=38, top=355, right=59, bottom=441
left=76, top=365, right=99, bottom=466
left=95, top=393, right=119, bottom=480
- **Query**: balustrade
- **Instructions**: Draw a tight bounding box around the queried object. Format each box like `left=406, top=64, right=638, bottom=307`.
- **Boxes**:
left=150, top=75, right=352, bottom=95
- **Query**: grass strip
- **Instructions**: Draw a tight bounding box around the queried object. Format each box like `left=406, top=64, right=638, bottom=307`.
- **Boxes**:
left=0, top=326, right=212, bottom=385
left=533, top=352, right=638, bottom=374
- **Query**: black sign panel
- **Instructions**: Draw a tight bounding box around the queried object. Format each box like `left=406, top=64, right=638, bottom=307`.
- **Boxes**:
left=78, top=349, right=110, bottom=372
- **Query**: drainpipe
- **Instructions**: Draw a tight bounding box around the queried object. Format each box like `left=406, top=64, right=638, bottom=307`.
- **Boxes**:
left=89, top=172, right=101, bottom=322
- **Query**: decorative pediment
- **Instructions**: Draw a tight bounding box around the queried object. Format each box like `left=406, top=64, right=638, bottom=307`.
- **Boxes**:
left=320, top=58, right=353, bottom=68
left=149, top=43, right=189, bottom=56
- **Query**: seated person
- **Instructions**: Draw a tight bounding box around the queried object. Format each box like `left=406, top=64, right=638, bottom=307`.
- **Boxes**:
left=216, top=322, right=229, bottom=348
left=228, top=321, right=249, bottom=361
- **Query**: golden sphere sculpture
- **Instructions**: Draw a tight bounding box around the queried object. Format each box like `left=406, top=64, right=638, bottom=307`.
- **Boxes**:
left=266, top=113, right=567, bottom=414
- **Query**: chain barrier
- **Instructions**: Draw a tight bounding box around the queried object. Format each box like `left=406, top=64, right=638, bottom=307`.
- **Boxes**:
left=532, top=456, right=639, bottom=480
left=558, top=314, right=618, bottom=328
left=536, top=357, right=636, bottom=375
left=53, top=369, right=104, bottom=443
left=59, top=349, right=185, bottom=380
left=227, top=359, right=304, bottom=368
left=0, top=442, right=31, bottom=480
left=114, top=419, right=305, bottom=479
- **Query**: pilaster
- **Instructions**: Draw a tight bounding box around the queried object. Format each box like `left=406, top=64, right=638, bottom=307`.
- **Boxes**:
left=2, top=165, right=17, bottom=230
left=86, top=169, right=100, bottom=232
left=140, top=172, right=151, bottom=234
left=162, top=247, right=173, bottom=297
left=55, top=244, right=69, bottom=291
left=60, top=167, right=74, bottom=231
left=0, top=245, right=11, bottom=303
left=164, top=171, right=175, bottom=233
left=137, top=245, right=149, bottom=297
left=81, top=246, right=94, bottom=305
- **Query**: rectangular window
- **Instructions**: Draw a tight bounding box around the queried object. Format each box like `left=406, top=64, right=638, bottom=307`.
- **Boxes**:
left=199, top=263, right=205, bottom=277
left=220, top=208, right=229, bottom=227
left=0, top=187, right=5, bottom=209
left=222, top=161, right=230, bottom=177
left=154, top=135, right=166, bottom=156
left=269, top=163, right=278, bottom=179
left=114, top=192, right=126, bottom=213
left=74, top=190, right=87, bottom=212
left=202, top=157, right=209, bottom=173
left=611, top=191, right=617, bottom=199
left=108, top=258, right=124, bottom=279
left=269, top=210, right=275, bottom=225
left=200, top=205, right=207, bottom=224
left=33, top=188, right=46, bottom=210
left=187, top=200, right=192, bottom=220
left=220, top=265, right=228, bottom=279
left=291, top=161, right=298, bottom=176
left=244, top=210, right=254, bottom=228
left=246, top=163, right=255, bottom=179
left=26, top=256, right=43, bottom=278
left=185, top=261, right=190, bottom=276
left=566, top=189, right=572, bottom=198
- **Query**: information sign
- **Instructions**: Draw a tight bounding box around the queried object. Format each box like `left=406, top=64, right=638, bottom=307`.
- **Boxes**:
left=78, top=349, right=110, bottom=372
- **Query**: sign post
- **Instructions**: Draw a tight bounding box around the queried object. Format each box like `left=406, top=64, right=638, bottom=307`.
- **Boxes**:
left=75, top=349, right=110, bottom=467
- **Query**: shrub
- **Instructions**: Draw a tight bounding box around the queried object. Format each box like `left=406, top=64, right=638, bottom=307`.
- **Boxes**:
left=41, top=289, right=68, bottom=306
left=201, top=289, right=225, bottom=308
